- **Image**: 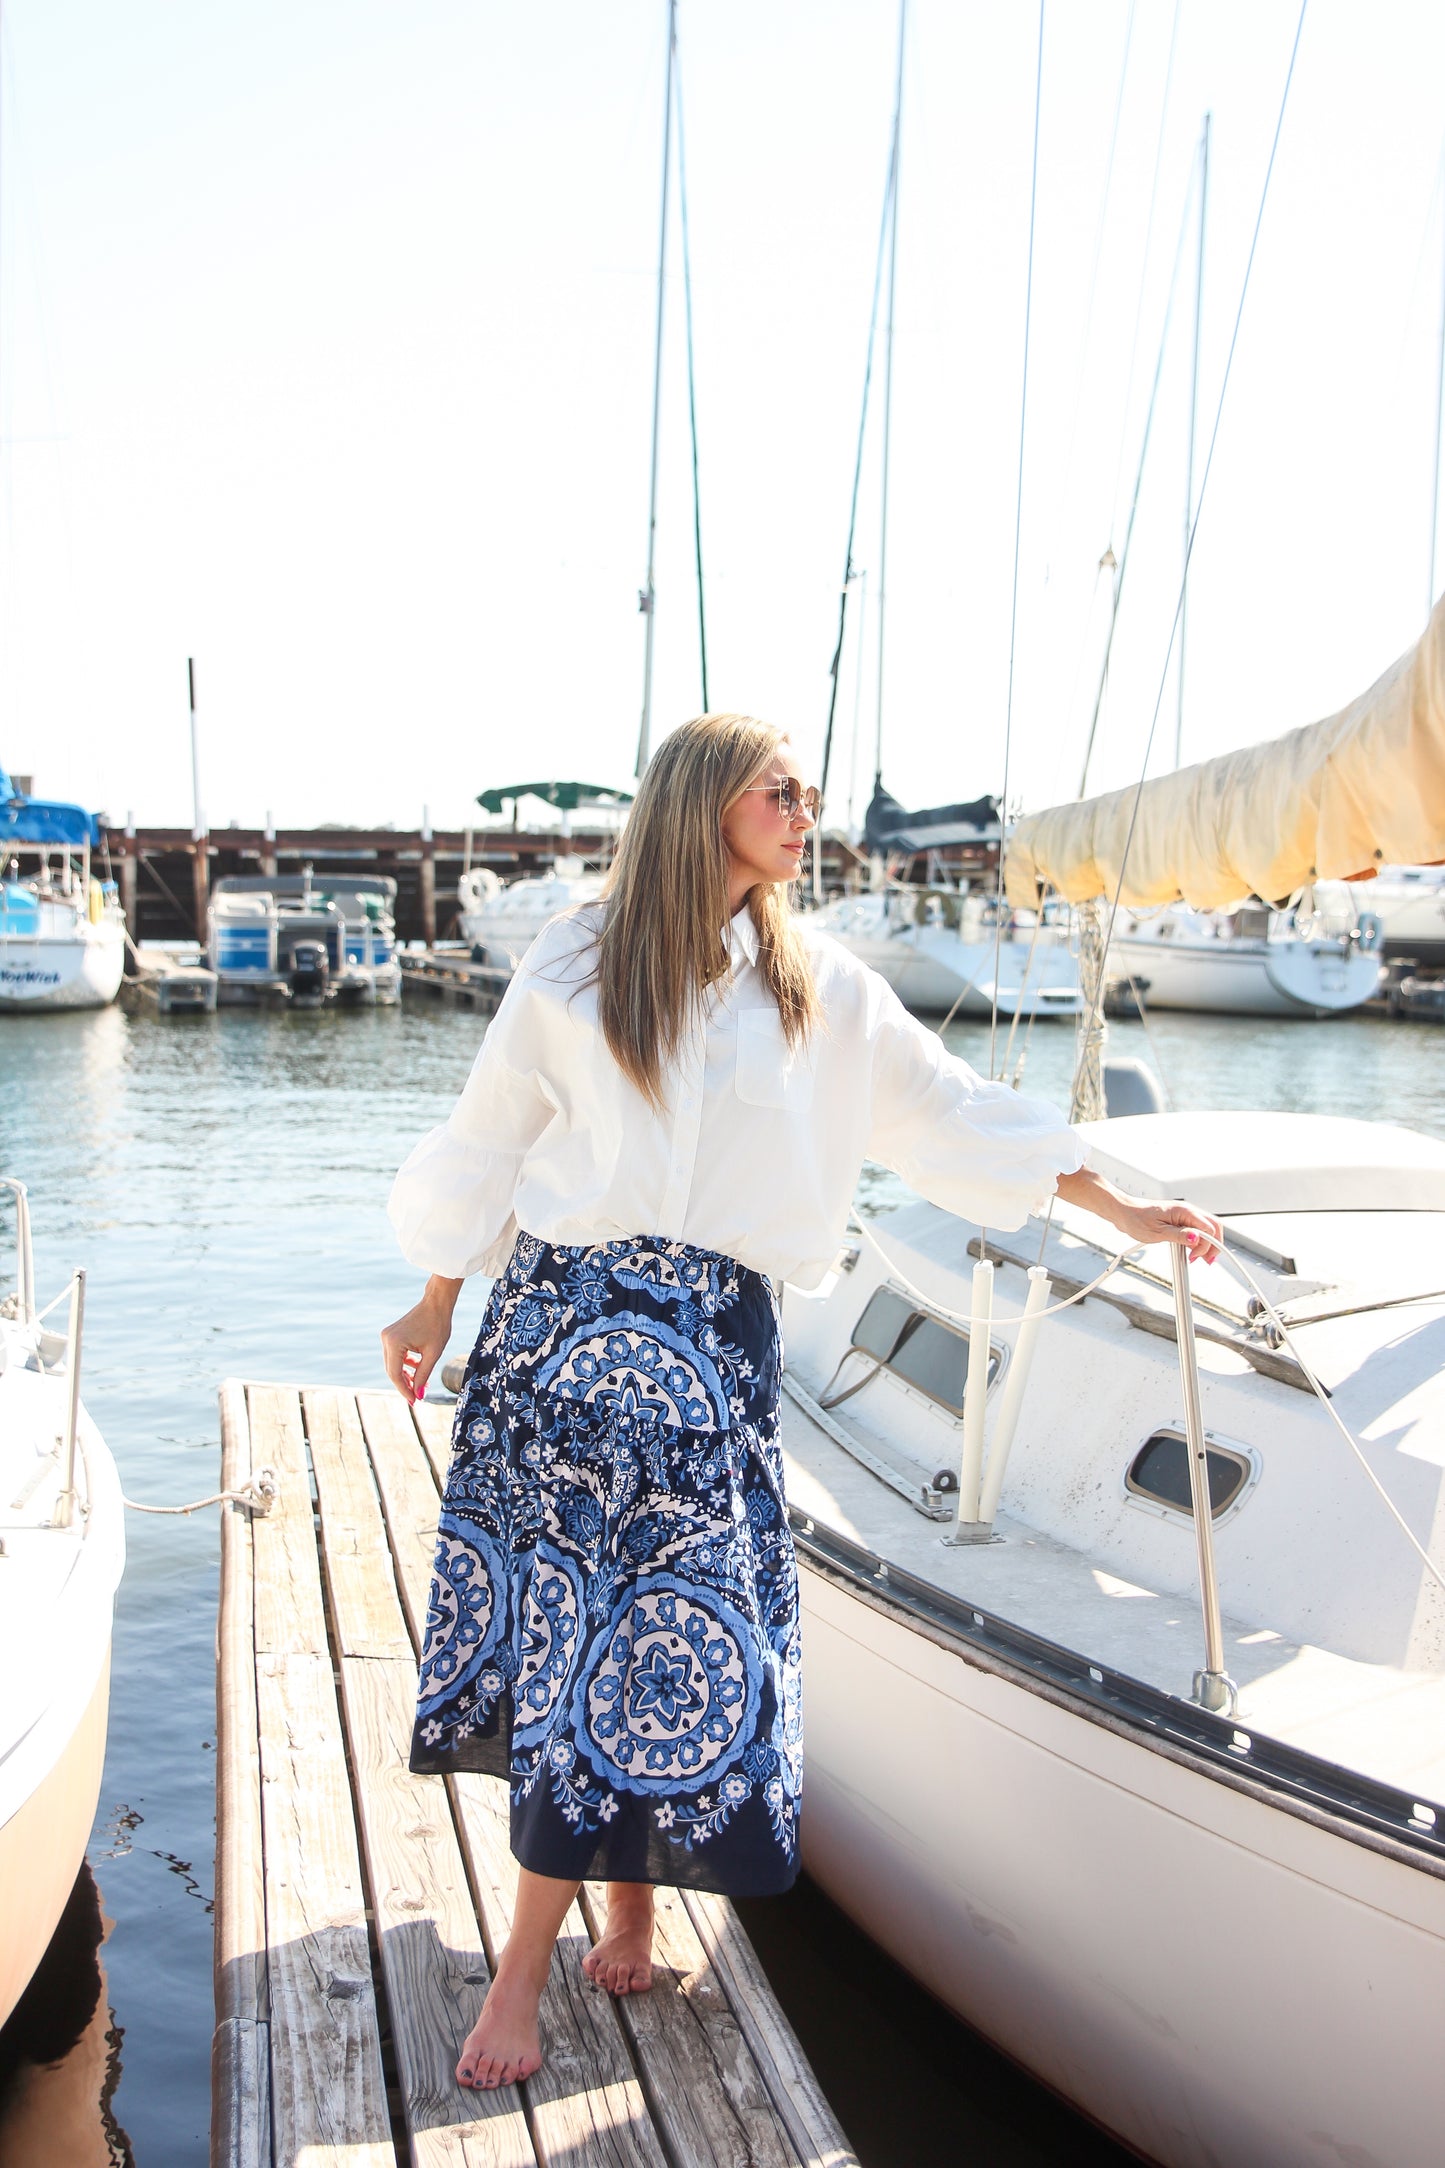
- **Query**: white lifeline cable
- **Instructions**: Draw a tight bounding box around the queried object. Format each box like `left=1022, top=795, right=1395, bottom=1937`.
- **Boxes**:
left=845, top=1208, right=1445, bottom=1596
left=1216, top=1249, right=1445, bottom=1599
left=847, top=1205, right=1142, bottom=1326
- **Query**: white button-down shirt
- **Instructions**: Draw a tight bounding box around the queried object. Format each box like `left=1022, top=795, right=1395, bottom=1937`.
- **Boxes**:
left=388, top=904, right=1084, bottom=1290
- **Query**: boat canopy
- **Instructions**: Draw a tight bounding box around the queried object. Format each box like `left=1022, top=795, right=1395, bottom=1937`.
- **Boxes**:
left=863, top=783, right=1001, bottom=855
left=476, top=780, right=634, bottom=814
left=1, top=769, right=100, bottom=849
left=1004, top=592, right=1445, bottom=911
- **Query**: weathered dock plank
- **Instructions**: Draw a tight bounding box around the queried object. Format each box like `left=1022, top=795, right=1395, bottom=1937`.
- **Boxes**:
left=217, top=1380, right=856, bottom=2168
left=304, top=1389, right=414, bottom=1661
left=215, top=1379, right=266, bottom=2031
left=341, top=1657, right=536, bottom=2167
left=249, top=1384, right=393, bottom=2165
left=583, top=1882, right=805, bottom=2168
left=307, top=1387, right=537, bottom=2165
left=355, top=1389, right=671, bottom=2167
left=682, top=1890, right=856, bottom=2168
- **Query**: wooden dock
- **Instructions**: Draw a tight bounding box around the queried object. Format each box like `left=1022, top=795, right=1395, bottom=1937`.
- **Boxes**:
left=213, top=1379, right=857, bottom=2168
left=400, top=948, right=513, bottom=1014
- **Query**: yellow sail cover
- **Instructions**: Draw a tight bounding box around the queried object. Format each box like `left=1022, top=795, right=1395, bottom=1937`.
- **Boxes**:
left=1005, top=593, right=1445, bottom=910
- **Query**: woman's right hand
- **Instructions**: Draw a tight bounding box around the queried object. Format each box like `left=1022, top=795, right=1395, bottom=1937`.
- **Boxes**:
left=381, top=1276, right=463, bottom=1404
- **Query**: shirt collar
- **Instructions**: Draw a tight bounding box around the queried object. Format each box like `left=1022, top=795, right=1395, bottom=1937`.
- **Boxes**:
left=728, top=904, right=760, bottom=970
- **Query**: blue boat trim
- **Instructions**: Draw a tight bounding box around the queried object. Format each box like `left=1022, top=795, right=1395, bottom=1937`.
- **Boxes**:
left=790, top=1508, right=1445, bottom=1877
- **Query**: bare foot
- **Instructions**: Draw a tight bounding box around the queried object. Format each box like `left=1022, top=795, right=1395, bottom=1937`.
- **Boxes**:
left=582, top=1883, right=655, bottom=1996
left=456, top=1963, right=545, bottom=2091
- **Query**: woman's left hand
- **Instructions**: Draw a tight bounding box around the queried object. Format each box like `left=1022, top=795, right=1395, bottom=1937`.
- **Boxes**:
left=1107, top=1195, right=1223, bottom=1265
left=1055, top=1165, right=1223, bottom=1264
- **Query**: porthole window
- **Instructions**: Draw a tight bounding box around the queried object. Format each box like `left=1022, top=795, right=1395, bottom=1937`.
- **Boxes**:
left=1126, top=1429, right=1253, bottom=1521
left=831, top=1283, right=1000, bottom=1420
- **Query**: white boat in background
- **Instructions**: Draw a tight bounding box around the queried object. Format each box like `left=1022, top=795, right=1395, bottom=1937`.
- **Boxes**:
left=207, top=873, right=400, bottom=1006
left=0, top=771, right=124, bottom=1014
left=809, top=886, right=1082, bottom=1020
left=458, top=857, right=606, bottom=971
left=1109, top=900, right=1382, bottom=1016
left=0, top=1181, right=125, bottom=2028
left=781, top=1109, right=1445, bottom=2168
left=1313, top=863, right=1445, bottom=970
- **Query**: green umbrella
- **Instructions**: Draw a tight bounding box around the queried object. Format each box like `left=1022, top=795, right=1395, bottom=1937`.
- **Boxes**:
left=475, top=780, right=634, bottom=814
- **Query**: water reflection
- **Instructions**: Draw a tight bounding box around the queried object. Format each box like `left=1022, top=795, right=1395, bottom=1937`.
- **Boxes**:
left=0, top=1864, right=133, bottom=2167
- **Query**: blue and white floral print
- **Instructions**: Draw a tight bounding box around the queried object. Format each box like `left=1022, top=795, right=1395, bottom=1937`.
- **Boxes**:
left=409, top=1233, right=802, bottom=1896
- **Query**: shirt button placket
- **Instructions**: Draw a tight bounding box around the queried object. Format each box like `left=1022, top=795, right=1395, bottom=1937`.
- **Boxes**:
left=657, top=1026, right=706, bottom=1239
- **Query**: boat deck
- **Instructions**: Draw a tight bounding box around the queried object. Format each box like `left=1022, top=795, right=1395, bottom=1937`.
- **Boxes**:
left=780, top=1391, right=1445, bottom=1812
left=213, top=1379, right=856, bottom=2168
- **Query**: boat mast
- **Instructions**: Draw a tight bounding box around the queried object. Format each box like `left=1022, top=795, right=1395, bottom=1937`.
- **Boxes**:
left=873, top=0, right=906, bottom=801
left=635, top=0, right=676, bottom=778
left=1176, top=112, right=1209, bottom=771
left=1431, top=171, right=1445, bottom=618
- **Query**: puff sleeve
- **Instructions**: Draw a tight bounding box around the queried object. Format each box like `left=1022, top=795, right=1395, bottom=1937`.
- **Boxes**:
left=387, top=941, right=561, bottom=1278
left=864, top=975, right=1084, bottom=1229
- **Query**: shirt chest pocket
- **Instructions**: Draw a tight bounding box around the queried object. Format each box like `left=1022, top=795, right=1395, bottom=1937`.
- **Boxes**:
left=734, top=1008, right=815, bottom=1112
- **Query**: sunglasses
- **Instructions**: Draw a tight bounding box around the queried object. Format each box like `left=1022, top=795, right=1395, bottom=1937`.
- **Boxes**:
left=740, top=777, right=823, bottom=822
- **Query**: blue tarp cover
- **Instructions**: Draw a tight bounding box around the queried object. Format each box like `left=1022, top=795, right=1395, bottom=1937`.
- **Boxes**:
left=1, top=767, right=100, bottom=848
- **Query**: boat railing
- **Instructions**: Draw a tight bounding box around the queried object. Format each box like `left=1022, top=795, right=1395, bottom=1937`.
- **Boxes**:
left=54, top=1268, right=87, bottom=1528
left=0, top=1176, right=36, bottom=1324
left=1168, top=1242, right=1239, bottom=1715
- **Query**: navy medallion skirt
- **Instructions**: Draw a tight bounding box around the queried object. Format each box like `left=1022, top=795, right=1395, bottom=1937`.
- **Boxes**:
left=409, top=1232, right=802, bottom=1896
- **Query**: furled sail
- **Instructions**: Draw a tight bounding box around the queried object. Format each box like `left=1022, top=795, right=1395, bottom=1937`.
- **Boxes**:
left=1004, top=592, right=1445, bottom=910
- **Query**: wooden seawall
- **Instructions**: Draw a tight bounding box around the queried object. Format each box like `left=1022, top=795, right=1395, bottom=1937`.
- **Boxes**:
left=213, top=1379, right=858, bottom=2168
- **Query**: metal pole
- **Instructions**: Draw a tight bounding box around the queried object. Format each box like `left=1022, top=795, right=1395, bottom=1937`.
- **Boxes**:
left=944, top=1260, right=994, bottom=1541
left=188, top=658, right=209, bottom=940
left=1431, top=176, right=1445, bottom=618
left=873, top=0, right=906, bottom=797
left=1176, top=115, right=1209, bottom=770
left=1169, top=1242, right=1238, bottom=1714
left=635, top=0, right=676, bottom=778
left=56, top=1268, right=86, bottom=1529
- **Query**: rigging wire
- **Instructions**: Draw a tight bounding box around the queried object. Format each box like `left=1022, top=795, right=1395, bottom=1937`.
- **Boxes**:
left=1080, top=1, right=1304, bottom=1112
left=1078, top=158, right=1200, bottom=798
left=1035, top=0, right=1309, bottom=1263
left=1051, top=1, right=1137, bottom=547
left=634, top=0, right=676, bottom=776
left=673, top=21, right=708, bottom=710
left=1107, top=0, right=1184, bottom=539
left=816, top=17, right=904, bottom=869
left=1176, top=113, right=1211, bottom=770
left=1085, top=0, right=1310, bottom=1045
left=988, top=0, right=1046, bottom=1082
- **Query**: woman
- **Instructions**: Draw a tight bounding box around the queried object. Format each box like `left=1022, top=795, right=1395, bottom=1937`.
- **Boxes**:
left=382, top=713, right=1221, bottom=2094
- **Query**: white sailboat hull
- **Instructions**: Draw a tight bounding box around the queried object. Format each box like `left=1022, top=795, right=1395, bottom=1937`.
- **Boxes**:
left=0, top=1654, right=111, bottom=2028
left=0, top=925, right=124, bottom=1012
left=1111, top=932, right=1379, bottom=1015
left=797, top=1555, right=1445, bottom=2168
left=810, top=900, right=1083, bottom=1019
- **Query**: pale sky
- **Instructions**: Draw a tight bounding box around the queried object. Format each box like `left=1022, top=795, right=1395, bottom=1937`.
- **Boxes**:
left=5, top=0, right=1444, bottom=833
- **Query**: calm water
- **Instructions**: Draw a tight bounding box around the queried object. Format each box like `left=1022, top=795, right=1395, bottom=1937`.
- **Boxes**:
left=1, top=995, right=1442, bottom=2163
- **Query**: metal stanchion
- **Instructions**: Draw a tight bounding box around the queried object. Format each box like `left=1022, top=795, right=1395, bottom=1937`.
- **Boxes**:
left=1170, top=1243, right=1238, bottom=1715
left=55, top=1269, right=86, bottom=1530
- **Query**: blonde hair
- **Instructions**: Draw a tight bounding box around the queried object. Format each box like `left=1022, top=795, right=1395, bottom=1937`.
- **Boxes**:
left=596, top=713, right=822, bottom=1104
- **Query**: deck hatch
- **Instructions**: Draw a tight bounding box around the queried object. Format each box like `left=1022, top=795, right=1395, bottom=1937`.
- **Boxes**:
left=1126, top=1427, right=1252, bottom=1520
left=847, top=1283, right=1001, bottom=1419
